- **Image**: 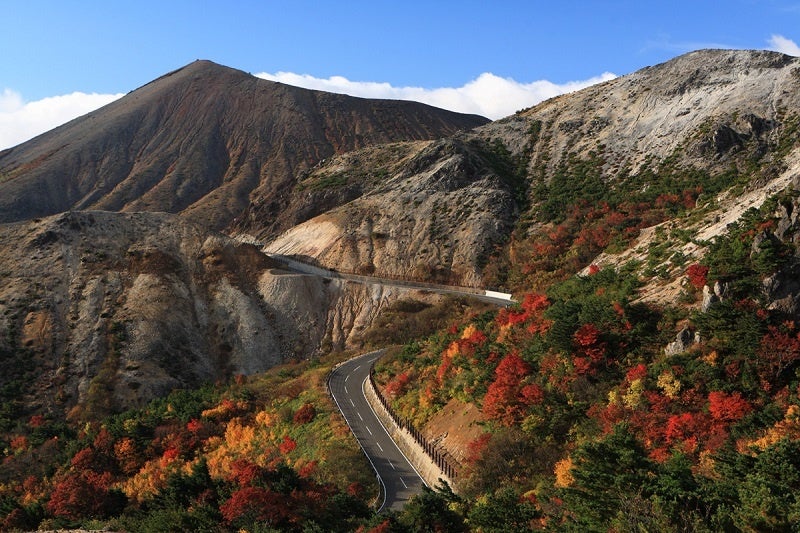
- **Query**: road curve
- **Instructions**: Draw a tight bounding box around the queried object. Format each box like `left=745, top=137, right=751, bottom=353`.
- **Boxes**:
left=328, top=350, right=425, bottom=511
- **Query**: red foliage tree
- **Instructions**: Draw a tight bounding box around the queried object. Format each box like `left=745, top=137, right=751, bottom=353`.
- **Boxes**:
left=588, top=402, right=627, bottom=434
left=92, top=427, right=114, bottom=453
left=466, top=433, right=492, bottom=464
left=71, top=445, right=95, bottom=466
left=298, top=460, right=318, bottom=478
left=757, top=324, right=800, bottom=389
left=278, top=435, right=297, bottom=455
left=686, top=264, right=709, bottom=289
left=572, top=323, right=607, bottom=375
left=662, top=410, right=719, bottom=454
left=293, top=403, right=316, bottom=424
left=520, top=383, right=544, bottom=405
left=47, top=471, right=124, bottom=520
left=220, top=486, right=288, bottom=526
left=625, top=363, right=648, bottom=383
left=228, top=459, right=266, bottom=487
left=9, top=435, right=28, bottom=453
left=664, top=412, right=700, bottom=445
left=347, top=481, right=365, bottom=497
left=708, top=390, right=751, bottom=422
left=483, top=352, right=539, bottom=425
left=385, top=372, right=411, bottom=398
left=522, top=293, right=550, bottom=313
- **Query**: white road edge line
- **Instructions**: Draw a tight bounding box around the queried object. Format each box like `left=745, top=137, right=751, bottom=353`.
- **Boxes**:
left=361, top=375, right=429, bottom=487
left=327, top=352, right=388, bottom=513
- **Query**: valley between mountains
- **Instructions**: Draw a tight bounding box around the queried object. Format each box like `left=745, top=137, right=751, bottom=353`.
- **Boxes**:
left=1, top=49, right=800, bottom=530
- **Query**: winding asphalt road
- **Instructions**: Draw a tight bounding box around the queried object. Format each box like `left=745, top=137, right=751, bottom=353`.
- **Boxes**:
left=328, top=350, right=426, bottom=511
left=268, top=251, right=513, bottom=509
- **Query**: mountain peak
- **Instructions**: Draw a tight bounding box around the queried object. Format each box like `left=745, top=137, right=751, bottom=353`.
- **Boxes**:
left=0, top=61, right=488, bottom=230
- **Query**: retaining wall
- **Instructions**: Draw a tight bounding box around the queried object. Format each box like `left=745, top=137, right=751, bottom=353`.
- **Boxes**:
left=363, top=375, right=455, bottom=490
left=267, top=253, right=515, bottom=302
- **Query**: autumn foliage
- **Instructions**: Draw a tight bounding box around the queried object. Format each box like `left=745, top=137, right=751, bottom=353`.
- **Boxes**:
left=686, top=263, right=709, bottom=289
left=220, top=486, right=288, bottom=526
left=572, top=323, right=606, bottom=375
left=47, top=471, right=125, bottom=520
left=293, top=402, right=316, bottom=424
left=483, top=352, right=541, bottom=425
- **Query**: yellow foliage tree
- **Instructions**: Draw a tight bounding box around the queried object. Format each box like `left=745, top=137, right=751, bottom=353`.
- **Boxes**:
left=120, top=448, right=184, bottom=503
left=554, top=456, right=575, bottom=488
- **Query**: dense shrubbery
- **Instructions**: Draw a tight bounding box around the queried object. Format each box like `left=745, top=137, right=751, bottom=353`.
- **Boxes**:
left=0, top=363, right=382, bottom=531
left=372, top=187, right=800, bottom=530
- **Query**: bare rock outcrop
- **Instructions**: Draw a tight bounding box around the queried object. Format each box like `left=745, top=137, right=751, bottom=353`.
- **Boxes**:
left=264, top=137, right=520, bottom=287
left=0, top=211, right=407, bottom=419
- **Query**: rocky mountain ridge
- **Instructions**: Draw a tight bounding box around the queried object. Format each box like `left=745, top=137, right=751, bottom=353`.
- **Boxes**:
left=256, top=50, right=800, bottom=290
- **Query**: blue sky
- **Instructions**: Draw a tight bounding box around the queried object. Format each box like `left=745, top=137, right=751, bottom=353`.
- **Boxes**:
left=2, top=0, right=800, bottom=149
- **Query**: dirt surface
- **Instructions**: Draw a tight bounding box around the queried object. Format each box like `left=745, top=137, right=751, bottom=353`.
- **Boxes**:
left=423, top=398, right=486, bottom=466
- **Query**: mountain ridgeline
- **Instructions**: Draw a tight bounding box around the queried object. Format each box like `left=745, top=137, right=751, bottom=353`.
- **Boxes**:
left=1, top=49, right=800, bottom=529
left=0, top=60, right=488, bottom=230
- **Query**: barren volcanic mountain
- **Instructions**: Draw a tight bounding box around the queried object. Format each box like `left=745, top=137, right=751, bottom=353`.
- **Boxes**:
left=0, top=60, right=488, bottom=230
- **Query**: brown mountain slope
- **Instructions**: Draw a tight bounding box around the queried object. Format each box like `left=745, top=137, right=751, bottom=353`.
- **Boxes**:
left=0, top=60, right=488, bottom=230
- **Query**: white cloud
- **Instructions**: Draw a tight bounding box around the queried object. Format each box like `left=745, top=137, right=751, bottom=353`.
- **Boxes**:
left=255, top=71, right=617, bottom=120
left=768, top=34, right=800, bottom=56
left=0, top=69, right=617, bottom=150
left=0, top=90, right=123, bottom=150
